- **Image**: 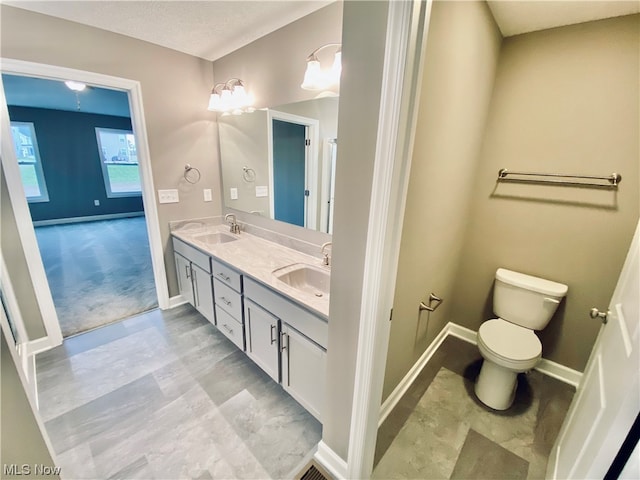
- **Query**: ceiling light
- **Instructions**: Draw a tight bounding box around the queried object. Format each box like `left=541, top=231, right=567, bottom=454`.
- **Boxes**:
left=207, top=78, right=253, bottom=114
left=301, top=43, right=342, bottom=91
left=65, top=80, right=87, bottom=92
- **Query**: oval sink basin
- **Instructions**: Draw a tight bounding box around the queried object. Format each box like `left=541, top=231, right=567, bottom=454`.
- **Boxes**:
left=193, top=232, right=238, bottom=245
left=273, top=263, right=330, bottom=298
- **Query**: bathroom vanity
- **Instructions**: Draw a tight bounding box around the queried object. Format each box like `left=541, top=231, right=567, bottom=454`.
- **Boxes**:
left=171, top=221, right=329, bottom=422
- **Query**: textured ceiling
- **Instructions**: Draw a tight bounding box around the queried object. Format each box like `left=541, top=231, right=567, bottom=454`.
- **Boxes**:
left=487, top=0, right=639, bottom=37
left=4, top=1, right=638, bottom=61
left=3, top=1, right=334, bottom=61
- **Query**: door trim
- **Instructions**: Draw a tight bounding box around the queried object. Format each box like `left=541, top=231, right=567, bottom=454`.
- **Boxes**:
left=345, top=1, right=432, bottom=478
left=0, top=58, right=170, bottom=349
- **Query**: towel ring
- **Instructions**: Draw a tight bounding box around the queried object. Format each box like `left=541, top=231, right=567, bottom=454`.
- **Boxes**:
left=242, top=166, right=256, bottom=182
left=184, top=164, right=201, bottom=184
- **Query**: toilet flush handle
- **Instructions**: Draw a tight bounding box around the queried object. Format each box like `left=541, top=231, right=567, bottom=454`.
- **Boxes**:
left=544, top=297, right=560, bottom=304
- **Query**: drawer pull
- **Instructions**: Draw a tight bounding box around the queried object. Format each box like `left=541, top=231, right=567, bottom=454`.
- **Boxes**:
left=220, top=296, right=232, bottom=306
left=222, top=323, right=234, bottom=335
left=217, top=272, right=231, bottom=282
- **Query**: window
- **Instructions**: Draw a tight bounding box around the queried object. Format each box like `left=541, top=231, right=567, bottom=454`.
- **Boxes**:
left=9, top=122, right=49, bottom=202
left=95, top=128, right=141, bottom=197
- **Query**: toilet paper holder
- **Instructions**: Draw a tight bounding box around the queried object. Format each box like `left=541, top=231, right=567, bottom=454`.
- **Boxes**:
left=419, top=293, right=443, bottom=313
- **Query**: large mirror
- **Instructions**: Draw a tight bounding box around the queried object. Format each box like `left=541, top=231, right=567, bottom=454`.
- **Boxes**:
left=218, top=96, right=338, bottom=233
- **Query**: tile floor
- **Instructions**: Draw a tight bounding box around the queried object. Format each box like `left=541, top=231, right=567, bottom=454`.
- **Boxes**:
left=36, top=305, right=321, bottom=480
left=374, top=336, right=576, bottom=479
left=34, top=216, right=157, bottom=337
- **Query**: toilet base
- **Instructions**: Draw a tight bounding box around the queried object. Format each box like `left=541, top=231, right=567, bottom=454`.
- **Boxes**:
left=475, top=359, right=518, bottom=410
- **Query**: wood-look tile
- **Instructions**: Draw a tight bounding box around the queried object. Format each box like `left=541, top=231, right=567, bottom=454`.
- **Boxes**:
left=450, top=429, right=529, bottom=480
left=107, top=456, right=154, bottom=480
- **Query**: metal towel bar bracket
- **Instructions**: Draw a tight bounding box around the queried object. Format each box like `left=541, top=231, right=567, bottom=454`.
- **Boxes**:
left=497, top=168, right=621, bottom=188
left=419, top=293, right=443, bottom=313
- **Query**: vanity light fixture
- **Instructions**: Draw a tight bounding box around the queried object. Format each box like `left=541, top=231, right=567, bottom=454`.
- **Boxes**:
left=64, top=80, right=87, bottom=92
left=208, top=78, right=254, bottom=115
left=301, top=43, right=342, bottom=91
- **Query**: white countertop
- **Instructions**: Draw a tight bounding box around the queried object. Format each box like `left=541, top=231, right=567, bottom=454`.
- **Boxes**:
left=171, top=224, right=330, bottom=319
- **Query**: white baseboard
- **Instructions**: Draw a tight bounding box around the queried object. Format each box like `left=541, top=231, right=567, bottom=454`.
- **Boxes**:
left=32, top=211, right=144, bottom=227
left=25, top=336, right=55, bottom=356
left=314, top=441, right=348, bottom=480
left=379, top=322, right=583, bottom=425
left=168, top=295, right=188, bottom=309
left=378, top=321, right=453, bottom=426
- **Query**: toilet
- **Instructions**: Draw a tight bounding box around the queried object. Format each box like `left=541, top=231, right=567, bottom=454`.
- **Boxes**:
left=475, top=268, right=568, bottom=410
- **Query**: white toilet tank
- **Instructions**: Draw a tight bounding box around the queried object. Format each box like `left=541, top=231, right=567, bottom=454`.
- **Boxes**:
left=493, top=268, right=568, bottom=330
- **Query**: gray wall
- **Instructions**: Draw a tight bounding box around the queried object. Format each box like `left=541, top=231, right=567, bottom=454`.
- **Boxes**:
left=212, top=2, right=341, bottom=245
left=1, top=4, right=220, bottom=299
left=450, top=14, right=639, bottom=372
left=383, top=0, right=502, bottom=400
left=324, top=0, right=389, bottom=461
left=1, top=332, right=58, bottom=479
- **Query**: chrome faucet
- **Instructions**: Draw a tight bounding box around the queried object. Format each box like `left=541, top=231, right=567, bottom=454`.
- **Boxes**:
left=224, top=213, right=240, bottom=234
left=321, top=242, right=332, bottom=266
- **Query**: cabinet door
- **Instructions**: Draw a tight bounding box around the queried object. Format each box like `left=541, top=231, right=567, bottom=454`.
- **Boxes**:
left=245, top=300, right=280, bottom=382
left=191, top=262, right=215, bottom=325
left=175, top=253, right=194, bottom=306
left=281, top=323, right=326, bottom=422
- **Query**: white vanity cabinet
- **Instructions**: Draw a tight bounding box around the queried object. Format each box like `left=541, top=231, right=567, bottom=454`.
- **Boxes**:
left=244, top=277, right=327, bottom=422
left=245, top=300, right=280, bottom=382
left=281, top=322, right=326, bottom=421
left=173, top=237, right=215, bottom=325
left=212, top=259, right=245, bottom=350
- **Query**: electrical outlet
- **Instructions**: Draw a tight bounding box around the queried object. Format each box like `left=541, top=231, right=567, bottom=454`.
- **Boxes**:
left=94, top=199, right=100, bottom=206
left=158, top=189, right=179, bottom=204
left=203, top=189, right=212, bottom=202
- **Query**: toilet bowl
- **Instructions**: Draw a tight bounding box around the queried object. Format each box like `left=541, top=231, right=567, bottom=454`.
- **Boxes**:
left=475, top=319, right=541, bottom=410
left=474, top=269, right=568, bottom=410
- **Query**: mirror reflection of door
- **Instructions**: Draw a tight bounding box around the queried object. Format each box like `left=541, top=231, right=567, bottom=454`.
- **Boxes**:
left=272, top=119, right=307, bottom=227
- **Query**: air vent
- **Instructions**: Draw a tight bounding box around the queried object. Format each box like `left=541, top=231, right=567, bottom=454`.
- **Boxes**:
left=296, top=461, right=332, bottom=480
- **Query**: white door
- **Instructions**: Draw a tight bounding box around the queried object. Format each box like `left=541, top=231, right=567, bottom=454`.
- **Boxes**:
left=547, top=220, right=640, bottom=479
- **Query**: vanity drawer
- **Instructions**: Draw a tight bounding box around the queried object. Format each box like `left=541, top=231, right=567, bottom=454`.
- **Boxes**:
left=172, top=236, right=211, bottom=273
left=213, top=278, right=243, bottom=321
left=215, top=306, right=244, bottom=350
left=212, top=259, right=242, bottom=292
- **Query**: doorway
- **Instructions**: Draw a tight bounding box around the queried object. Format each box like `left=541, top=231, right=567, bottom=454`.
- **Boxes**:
left=267, top=110, right=319, bottom=230
left=0, top=59, right=169, bottom=349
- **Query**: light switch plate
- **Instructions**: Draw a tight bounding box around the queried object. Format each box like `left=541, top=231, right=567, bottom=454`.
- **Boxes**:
left=203, top=189, right=212, bottom=202
left=230, top=188, right=238, bottom=200
left=158, top=189, right=179, bottom=204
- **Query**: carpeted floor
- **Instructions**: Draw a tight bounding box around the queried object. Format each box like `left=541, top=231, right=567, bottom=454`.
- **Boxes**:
left=35, top=216, right=158, bottom=337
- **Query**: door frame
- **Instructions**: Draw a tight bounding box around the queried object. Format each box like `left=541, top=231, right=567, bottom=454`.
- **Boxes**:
left=267, top=109, right=319, bottom=229
left=0, top=58, right=169, bottom=351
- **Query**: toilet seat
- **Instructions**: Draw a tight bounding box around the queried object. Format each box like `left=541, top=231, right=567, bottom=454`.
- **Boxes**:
left=478, top=319, right=541, bottom=370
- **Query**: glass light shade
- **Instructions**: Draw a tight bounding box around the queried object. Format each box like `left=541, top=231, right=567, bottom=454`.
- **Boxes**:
left=232, top=84, right=249, bottom=109
left=220, top=88, right=233, bottom=111
left=65, top=80, right=87, bottom=92
left=208, top=92, right=221, bottom=111
left=329, top=51, right=342, bottom=86
left=301, top=60, right=327, bottom=90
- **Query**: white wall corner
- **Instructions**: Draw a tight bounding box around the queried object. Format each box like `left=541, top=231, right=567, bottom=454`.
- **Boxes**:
left=379, top=321, right=453, bottom=426
left=314, top=441, right=348, bottom=480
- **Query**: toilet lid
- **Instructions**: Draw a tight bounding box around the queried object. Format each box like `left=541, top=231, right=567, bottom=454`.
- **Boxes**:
left=478, top=319, right=541, bottom=361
